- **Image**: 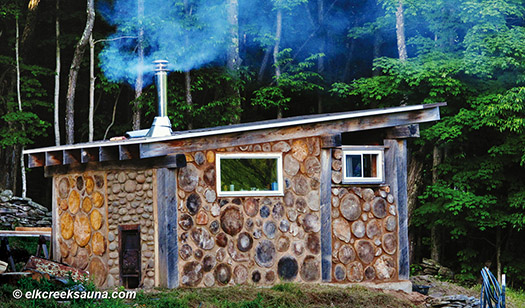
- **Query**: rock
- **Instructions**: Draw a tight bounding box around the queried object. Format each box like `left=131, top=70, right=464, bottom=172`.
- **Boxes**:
left=266, top=271, right=276, bottom=282
left=203, top=255, right=216, bottom=272
left=277, top=256, right=298, bottom=281
left=272, top=202, right=284, bottom=219
left=293, top=241, right=304, bottom=256
left=352, top=220, right=366, bottom=238
left=179, top=214, right=194, bottom=231
left=186, top=193, right=202, bottom=215
left=209, top=220, right=220, bottom=234
left=387, top=194, right=394, bottom=204
left=374, top=255, right=396, bottom=280
left=300, top=255, right=320, bottom=282
left=340, top=194, right=361, bottom=221
left=191, top=227, right=215, bottom=250
left=260, top=205, right=270, bottom=218
left=279, top=219, right=290, bottom=232
left=255, top=240, right=276, bottom=268
left=196, top=210, right=209, bottom=225
left=334, top=264, right=346, bottom=281
left=73, top=214, right=91, bottom=247
left=179, top=164, right=199, bottom=192
left=356, top=240, right=375, bottom=264
left=180, top=244, right=193, bottom=260
left=194, top=152, right=206, bottom=165
left=347, top=261, right=364, bottom=282
left=244, top=198, right=259, bottom=217
left=333, top=218, right=351, bottom=243
left=252, top=270, right=261, bottom=283
left=372, top=197, right=388, bottom=219
left=364, top=266, right=376, bottom=281
left=237, top=232, right=253, bottom=252
left=221, top=206, right=244, bottom=236
left=205, top=189, right=216, bottom=203
left=182, top=262, right=203, bottom=286
left=124, top=180, right=136, bottom=193
left=277, top=235, right=290, bottom=252
left=216, top=233, right=228, bottom=247
left=211, top=203, right=220, bottom=217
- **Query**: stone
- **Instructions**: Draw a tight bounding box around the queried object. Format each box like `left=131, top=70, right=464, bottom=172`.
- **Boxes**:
left=90, top=209, right=103, bottom=231
left=284, top=191, right=295, bottom=207
left=179, top=214, right=194, bottom=231
left=290, top=223, right=300, bottom=237
left=191, top=227, right=215, bottom=250
left=306, top=234, right=320, bottom=254
left=60, top=212, right=74, bottom=240
left=203, top=255, right=216, bottom=272
left=366, top=219, right=381, bottom=239
left=272, top=202, right=284, bottom=219
left=124, top=180, right=136, bottom=193
left=210, top=220, right=220, bottom=234
left=118, top=172, right=127, bottom=183
left=263, top=221, right=277, bottom=239
left=108, top=242, right=117, bottom=251
left=205, top=189, right=216, bottom=203
left=252, top=270, right=261, bottom=283
left=334, top=264, right=347, bottom=281
left=194, top=152, right=206, bottom=165
left=181, top=262, right=203, bottom=287
left=196, top=210, right=209, bottom=225
left=292, top=174, right=309, bottom=196
left=284, top=154, right=300, bottom=176
left=340, top=194, right=361, bottom=221
left=211, top=203, right=220, bottom=217
left=216, top=233, right=228, bottom=247
left=356, top=240, right=375, bottom=264
left=73, top=214, right=91, bottom=247
left=234, top=265, right=248, bottom=284
left=352, top=220, right=366, bottom=238
left=277, top=256, right=298, bottom=281
left=85, top=176, right=95, bottom=195
left=92, top=232, right=106, bottom=256
left=220, top=206, right=243, bottom=236
left=385, top=216, right=397, bottom=232
left=109, top=252, right=118, bottom=259
left=374, top=255, right=396, bottom=280
left=306, top=191, right=320, bottom=212
left=387, top=194, right=394, bottom=204
left=347, top=261, right=364, bottom=282
left=302, top=213, right=320, bottom=233
left=108, top=231, right=115, bottom=242
left=279, top=219, right=290, bottom=232
left=203, top=273, right=215, bottom=287
left=272, top=141, right=291, bottom=152
left=338, top=244, right=356, bottom=264
left=186, top=193, right=202, bottom=215
left=293, top=241, right=304, bottom=256
left=259, top=205, right=270, bottom=218
left=277, top=235, right=290, bottom=252
left=372, top=197, right=388, bottom=219
left=178, top=164, right=199, bottom=192
left=389, top=205, right=396, bottom=216
left=291, top=140, right=309, bottom=162
left=237, top=232, right=253, bottom=252
left=255, top=240, right=276, bottom=268
left=364, top=266, right=376, bottom=281
left=265, top=270, right=276, bottom=283
left=382, top=233, right=397, bottom=255
left=245, top=218, right=254, bottom=231
left=88, top=257, right=107, bottom=287
left=300, top=255, right=320, bottom=282
left=244, top=198, right=259, bottom=217
left=333, top=218, right=351, bottom=243
left=214, top=263, right=232, bottom=285
left=68, top=190, right=80, bottom=214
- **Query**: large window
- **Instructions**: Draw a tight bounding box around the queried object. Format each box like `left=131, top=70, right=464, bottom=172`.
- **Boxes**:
left=342, top=147, right=384, bottom=184
left=216, top=153, right=284, bottom=196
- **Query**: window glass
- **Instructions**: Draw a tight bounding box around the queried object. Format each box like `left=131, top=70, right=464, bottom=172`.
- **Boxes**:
left=342, top=149, right=384, bottom=184
left=346, top=154, right=362, bottom=177
left=220, top=158, right=278, bottom=192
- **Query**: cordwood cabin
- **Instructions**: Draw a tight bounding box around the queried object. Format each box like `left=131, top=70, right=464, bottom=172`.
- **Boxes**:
left=24, top=61, right=444, bottom=290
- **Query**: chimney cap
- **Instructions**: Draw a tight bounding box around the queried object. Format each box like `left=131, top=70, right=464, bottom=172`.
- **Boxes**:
left=154, top=59, right=169, bottom=72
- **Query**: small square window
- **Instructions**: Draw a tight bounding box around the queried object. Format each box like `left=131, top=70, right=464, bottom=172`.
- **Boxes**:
left=216, top=153, right=284, bottom=196
left=342, top=148, right=384, bottom=184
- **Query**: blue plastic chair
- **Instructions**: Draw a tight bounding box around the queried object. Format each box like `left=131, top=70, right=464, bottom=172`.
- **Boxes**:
left=480, top=267, right=505, bottom=308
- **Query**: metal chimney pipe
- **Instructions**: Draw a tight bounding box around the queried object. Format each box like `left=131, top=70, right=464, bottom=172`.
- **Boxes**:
left=146, top=60, right=173, bottom=138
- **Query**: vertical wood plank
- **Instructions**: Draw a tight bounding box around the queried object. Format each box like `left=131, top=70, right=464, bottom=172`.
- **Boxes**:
left=320, top=148, right=332, bottom=282
left=384, top=139, right=410, bottom=280
left=52, top=177, right=60, bottom=261
left=156, top=168, right=178, bottom=288
left=153, top=170, right=159, bottom=287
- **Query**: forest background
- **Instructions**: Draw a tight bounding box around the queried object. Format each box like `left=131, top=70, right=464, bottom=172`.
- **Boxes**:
left=1, top=0, right=524, bottom=288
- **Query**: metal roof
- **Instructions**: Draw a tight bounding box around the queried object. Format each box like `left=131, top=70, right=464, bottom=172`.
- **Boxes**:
left=24, top=103, right=445, bottom=168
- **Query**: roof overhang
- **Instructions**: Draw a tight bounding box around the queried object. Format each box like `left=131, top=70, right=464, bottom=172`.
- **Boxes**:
left=24, top=103, right=445, bottom=168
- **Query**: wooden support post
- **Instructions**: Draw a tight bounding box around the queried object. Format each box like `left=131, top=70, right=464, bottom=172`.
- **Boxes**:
left=156, top=168, right=178, bottom=288
left=320, top=148, right=332, bottom=281
left=384, top=139, right=409, bottom=280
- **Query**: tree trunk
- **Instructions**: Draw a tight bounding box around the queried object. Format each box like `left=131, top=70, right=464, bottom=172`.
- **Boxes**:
left=430, top=145, right=442, bottom=262
left=407, top=150, right=423, bottom=265
left=317, top=0, right=325, bottom=114
left=395, top=0, right=407, bottom=61
left=65, top=0, right=95, bottom=144
left=21, top=0, right=41, bottom=58
left=15, top=16, right=27, bottom=198
left=54, top=0, right=61, bottom=146
left=227, top=0, right=241, bottom=124
left=496, top=227, right=502, bottom=284
left=133, top=0, right=144, bottom=131
left=88, top=34, right=95, bottom=142
left=273, top=9, right=283, bottom=119
left=185, top=70, right=193, bottom=130
left=258, top=48, right=272, bottom=83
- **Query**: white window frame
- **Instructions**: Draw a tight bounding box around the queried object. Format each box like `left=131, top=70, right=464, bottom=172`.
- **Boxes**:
left=216, top=152, right=284, bottom=197
left=341, top=146, right=385, bottom=184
